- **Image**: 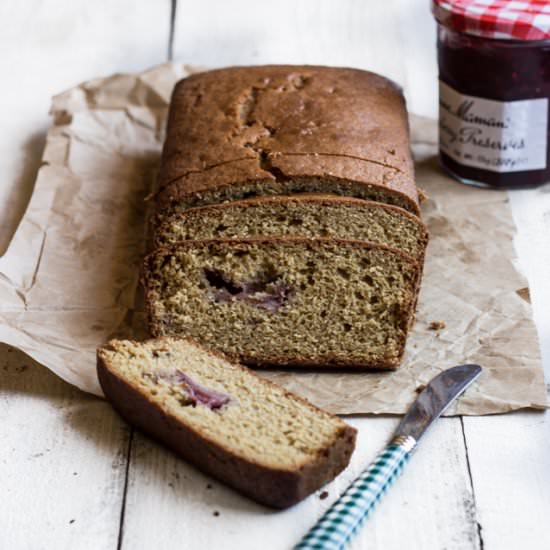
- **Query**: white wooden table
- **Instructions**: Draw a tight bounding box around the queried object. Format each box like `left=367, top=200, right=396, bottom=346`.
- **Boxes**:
left=1, top=2, right=549, bottom=549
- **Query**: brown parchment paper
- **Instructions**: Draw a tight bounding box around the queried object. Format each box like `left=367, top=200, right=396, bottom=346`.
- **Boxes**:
left=0, top=63, right=546, bottom=415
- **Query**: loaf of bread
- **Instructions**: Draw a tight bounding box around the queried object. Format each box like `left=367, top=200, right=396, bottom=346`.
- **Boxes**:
left=97, top=337, right=357, bottom=508
left=143, top=238, right=420, bottom=368
left=143, top=65, right=427, bottom=371
left=154, top=194, right=428, bottom=259
left=155, top=65, right=419, bottom=219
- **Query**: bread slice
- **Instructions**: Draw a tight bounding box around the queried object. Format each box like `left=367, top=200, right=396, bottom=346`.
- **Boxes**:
left=143, top=238, right=420, bottom=369
left=155, top=65, right=420, bottom=218
left=97, top=337, right=357, bottom=508
left=153, top=194, right=428, bottom=259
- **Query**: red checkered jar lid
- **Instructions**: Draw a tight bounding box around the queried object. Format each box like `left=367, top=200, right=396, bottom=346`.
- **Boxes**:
left=432, top=0, right=550, bottom=40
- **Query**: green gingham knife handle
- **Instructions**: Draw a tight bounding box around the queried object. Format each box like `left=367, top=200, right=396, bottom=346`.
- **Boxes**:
left=295, top=435, right=416, bottom=550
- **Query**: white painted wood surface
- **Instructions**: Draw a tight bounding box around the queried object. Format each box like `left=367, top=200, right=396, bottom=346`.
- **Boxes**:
left=1, top=1, right=549, bottom=549
left=0, top=1, right=169, bottom=549
left=0, top=0, right=171, bottom=256
left=1, top=347, right=130, bottom=550
left=121, top=419, right=479, bottom=550
left=172, top=0, right=438, bottom=119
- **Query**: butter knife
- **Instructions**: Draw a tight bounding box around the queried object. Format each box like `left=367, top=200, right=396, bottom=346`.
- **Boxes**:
left=295, top=363, right=482, bottom=550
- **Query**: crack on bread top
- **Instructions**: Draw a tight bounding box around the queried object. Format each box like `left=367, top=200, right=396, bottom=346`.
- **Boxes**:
left=236, top=82, right=293, bottom=182
left=232, top=73, right=332, bottom=184
left=238, top=86, right=259, bottom=128
left=258, top=151, right=288, bottom=183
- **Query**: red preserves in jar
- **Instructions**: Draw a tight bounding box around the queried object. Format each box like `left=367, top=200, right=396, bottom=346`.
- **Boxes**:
left=432, top=0, right=550, bottom=188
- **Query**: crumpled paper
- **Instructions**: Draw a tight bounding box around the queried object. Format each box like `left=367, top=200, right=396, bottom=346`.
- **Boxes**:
left=0, top=63, right=546, bottom=415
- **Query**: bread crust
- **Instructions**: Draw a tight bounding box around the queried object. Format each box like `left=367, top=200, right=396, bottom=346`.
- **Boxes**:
left=155, top=65, right=419, bottom=215
left=97, top=337, right=357, bottom=509
left=141, top=237, right=421, bottom=369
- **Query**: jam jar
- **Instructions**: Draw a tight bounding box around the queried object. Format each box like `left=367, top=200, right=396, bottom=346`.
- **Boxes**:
left=432, top=0, right=550, bottom=188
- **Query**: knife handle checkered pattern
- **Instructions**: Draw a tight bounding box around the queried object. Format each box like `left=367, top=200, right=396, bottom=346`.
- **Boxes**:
left=295, top=436, right=416, bottom=550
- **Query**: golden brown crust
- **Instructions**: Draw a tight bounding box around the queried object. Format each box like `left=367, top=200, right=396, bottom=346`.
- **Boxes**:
left=155, top=65, right=419, bottom=214
left=97, top=337, right=357, bottom=509
left=141, top=237, right=420, bottom=370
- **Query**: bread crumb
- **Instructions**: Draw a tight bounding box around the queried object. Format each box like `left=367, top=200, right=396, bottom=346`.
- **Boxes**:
left=516, top=287, right=530, bottom=303
left=429, top=320, right=446, bottom=330
left=417, top=187, right=429, bottom=203
left=415, top=384, right=427, bottom=394
left=319, top=491, right=329, bottom=500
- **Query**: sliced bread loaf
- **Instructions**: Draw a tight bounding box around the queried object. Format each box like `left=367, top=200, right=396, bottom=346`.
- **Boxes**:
left=143, top=238, right=420, bottom=369
left=97, top=337, right=357, bottom=508
left=153, top=194, right=428, bottom=259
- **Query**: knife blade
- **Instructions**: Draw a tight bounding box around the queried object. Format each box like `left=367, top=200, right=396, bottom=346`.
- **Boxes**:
left=394, top=363, right=482, bottom=446
left=295, top=364, right=482, bottom=550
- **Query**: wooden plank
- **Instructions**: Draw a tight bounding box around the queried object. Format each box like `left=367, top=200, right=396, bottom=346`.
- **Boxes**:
left=172, top=0, right=415, bottom=109
left=0, top=1, right=171, bottom=548
left=0, top=344, right=130, bottom=549
left=461, top=187, right=550, bottom=550
left=121, top=417, right=480, bottom=550
left=394, top=0, right=438, bottom=119
left=463, top=412, right=550, bottom=550
left=172, top=0, right=439, bottom=118
left=509, top=188, right=550, bottom=367
left=0, top=0, right=172, bottom=256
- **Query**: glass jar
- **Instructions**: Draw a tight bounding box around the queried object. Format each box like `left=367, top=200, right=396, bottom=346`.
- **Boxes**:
left=432, top=0, right=550, bottom=188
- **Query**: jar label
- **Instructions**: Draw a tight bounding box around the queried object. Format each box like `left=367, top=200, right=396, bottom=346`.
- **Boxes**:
left=439, top=82, right=548, bottom=173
